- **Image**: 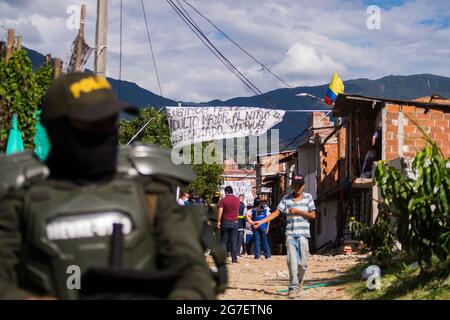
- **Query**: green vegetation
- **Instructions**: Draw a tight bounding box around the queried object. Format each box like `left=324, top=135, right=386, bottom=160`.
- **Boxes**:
left=0, top=50, right=54, bottom=150
left=347, top=121, right=450, bottom=299
left=119, top=107, right=172, bottom=148
left=342, top=256, right=450, bottom=300
left=119, top=107, right=224, bottom=202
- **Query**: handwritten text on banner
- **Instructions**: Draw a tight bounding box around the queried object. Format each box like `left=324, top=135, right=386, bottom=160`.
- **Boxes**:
left=166, top=106, right=285, bottom=148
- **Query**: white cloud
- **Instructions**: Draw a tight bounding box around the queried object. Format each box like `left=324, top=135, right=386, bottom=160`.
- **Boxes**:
left=274, top=43, right=346, bottom=82
left=0, top=0, right=450, bottom=102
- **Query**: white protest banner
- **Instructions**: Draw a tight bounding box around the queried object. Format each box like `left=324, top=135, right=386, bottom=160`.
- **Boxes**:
left=221, top=180, right=254, bottom=206
left=166, top=106, right=285, bottom=148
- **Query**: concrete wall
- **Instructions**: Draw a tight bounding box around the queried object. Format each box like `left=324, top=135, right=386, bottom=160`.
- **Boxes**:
left=315, top=200, right=338, bottom=249
left=297, top=147, right=317, bottom=199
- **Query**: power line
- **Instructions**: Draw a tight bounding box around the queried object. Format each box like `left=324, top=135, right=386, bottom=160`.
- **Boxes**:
left=181, top=0, right=294, bottom=89
left=166, top=0, right=305, bottom=130
left=140, top=0, right=164, bottom=97
left=167, top=0, right=275, bottom=107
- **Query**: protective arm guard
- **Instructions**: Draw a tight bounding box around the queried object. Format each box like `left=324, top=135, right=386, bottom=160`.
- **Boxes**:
left=0, top=152, right=49, bottom=199
left=117, top=144, right=196, bottom=184
left=117, top=144, right=221, bottom=299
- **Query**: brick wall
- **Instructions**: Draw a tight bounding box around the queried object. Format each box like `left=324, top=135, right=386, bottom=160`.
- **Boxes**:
left=384, top=97, right=450, bottom=160
left=310, top=112, right=346, bottom=195
left=311, top=112, right=337, bottom=142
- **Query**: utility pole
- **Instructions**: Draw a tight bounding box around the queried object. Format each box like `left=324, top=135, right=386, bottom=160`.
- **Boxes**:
left=16, top=35, right=22, bottom=51
left=53, top=58, right=62, bottom=79
left=45, top=54, right=52, bottom=66
left=75, top=4, right=87, bottom=72
left=6, top=29, right=15, bottom=62
left=94, top=0, right=108, bottom=77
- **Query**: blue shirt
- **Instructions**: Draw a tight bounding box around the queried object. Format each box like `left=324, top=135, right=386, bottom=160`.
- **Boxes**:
left=250, top=206, right=270, bottom=231
left=277, top=192, right=316, bottom=238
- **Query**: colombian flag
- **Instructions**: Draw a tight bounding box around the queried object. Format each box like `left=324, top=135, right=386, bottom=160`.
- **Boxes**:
left=324, top=73, right=344, bottom=106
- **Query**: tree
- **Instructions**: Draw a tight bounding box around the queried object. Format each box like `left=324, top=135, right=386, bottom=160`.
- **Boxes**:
left=119, top=107, right=171, bottom=147
left=119, top=107, right=224, bottom=202
left=0, top=49, right=54, bottom=151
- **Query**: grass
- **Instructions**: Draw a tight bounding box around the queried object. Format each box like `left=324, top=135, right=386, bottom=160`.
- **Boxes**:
left=338, top=255, right=450, bottom=300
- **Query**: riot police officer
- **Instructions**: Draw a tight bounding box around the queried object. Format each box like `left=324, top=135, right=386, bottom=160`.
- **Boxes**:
left=0, top=73, right=217, bottom=300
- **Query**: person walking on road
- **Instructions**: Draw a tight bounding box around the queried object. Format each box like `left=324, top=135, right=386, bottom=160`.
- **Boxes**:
left=254, top=174, right=316, bottom=297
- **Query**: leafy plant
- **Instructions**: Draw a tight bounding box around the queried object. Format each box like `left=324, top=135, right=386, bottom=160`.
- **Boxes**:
left=350, top=118, right=450, bottom=268
left=349, top=206, right=398, bottom=262
left=119, top=107, right=172, bottom=147
left=0, top=49, right=54, bottom=151
left=374, top=144, right=449, bottom=266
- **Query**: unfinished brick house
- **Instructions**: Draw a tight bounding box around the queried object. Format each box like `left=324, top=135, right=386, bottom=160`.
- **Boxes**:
left=298, top=94, right=450, bottom=250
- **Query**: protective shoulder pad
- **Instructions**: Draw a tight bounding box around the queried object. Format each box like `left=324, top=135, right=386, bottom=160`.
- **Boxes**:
left=117, top=144, right=196, bottom=183
left=0, top=151, right=50, bottom=198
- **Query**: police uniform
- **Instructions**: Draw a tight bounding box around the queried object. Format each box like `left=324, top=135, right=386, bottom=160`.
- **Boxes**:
left=0, top=73, right=217, bottom=300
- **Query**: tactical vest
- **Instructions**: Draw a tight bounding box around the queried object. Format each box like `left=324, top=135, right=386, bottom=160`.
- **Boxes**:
left=0, top=144, right=227, bottom=299
left=22, top=176, right=156, bottom=299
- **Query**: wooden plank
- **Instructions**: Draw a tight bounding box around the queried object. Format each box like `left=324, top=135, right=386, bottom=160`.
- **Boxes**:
left=53, top=58, right=62, bottom=79
left=6, top=29, right=15, bottom=62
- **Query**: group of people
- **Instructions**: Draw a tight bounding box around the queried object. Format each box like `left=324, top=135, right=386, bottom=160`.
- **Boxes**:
left=216, top=188, right=272, bottom=263
left=216, top=173, right=317, bottom=297
left=177, top=192, right=206, bottom=206
left=0, top=72, right=318, bottom=300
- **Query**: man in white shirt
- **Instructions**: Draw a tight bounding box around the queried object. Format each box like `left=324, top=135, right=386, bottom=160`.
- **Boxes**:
left=254, top=174, right=316, bottom=297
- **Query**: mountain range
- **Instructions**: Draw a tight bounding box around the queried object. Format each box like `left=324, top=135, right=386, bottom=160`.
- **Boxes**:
left=25, top=47, right=450, bottom=143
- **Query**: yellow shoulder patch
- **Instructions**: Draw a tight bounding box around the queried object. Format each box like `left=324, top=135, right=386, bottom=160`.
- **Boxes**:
left=70, top=76, right=112, bottom=99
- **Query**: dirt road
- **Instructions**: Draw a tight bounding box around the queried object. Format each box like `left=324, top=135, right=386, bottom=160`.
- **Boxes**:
left=217, top=254, right=367, bottom=300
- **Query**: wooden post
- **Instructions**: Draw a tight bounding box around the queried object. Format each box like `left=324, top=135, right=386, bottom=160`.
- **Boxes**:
left=6, top=29, right=15, bottom=62
left=53, top=58, right=62, bottom=79
left=75, top=4, right=87, bottom=72
left=0, top=41, right=6, bottom=61
left=16, top=35, right=22, bottom=51
left=45, top=54, right=52, bottom=65
left=95, top=0, right=108, bottom=77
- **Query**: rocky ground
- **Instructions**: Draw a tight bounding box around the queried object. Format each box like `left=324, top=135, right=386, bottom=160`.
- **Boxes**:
left=216, top=254, right=368, bottom=300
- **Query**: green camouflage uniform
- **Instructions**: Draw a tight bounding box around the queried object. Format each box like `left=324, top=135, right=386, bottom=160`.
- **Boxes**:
left=0, top=145, right=216, bottom=300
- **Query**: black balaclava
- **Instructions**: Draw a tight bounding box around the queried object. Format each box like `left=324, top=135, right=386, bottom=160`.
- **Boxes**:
left=45, top=117, right=118, bottom=185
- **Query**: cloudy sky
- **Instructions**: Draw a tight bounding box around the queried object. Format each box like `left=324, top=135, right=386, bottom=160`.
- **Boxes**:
left=1, top=0, right=450, bottom=102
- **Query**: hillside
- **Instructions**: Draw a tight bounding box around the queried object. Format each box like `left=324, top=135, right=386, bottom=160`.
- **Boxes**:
left=24, top=47, right=178, bottom=109
left=25, top=47, right=450, bottom=142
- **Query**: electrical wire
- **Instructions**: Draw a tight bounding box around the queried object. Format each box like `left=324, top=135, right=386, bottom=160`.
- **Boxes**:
left=176, top=0, right=318, bottom=129
left=168, top=0, right=271, bottom=106
left=166, top=0, right=304, bottom=129
left=140, top=0, right=164, bottom=97
left=180, top=0, right=294, bottom=90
